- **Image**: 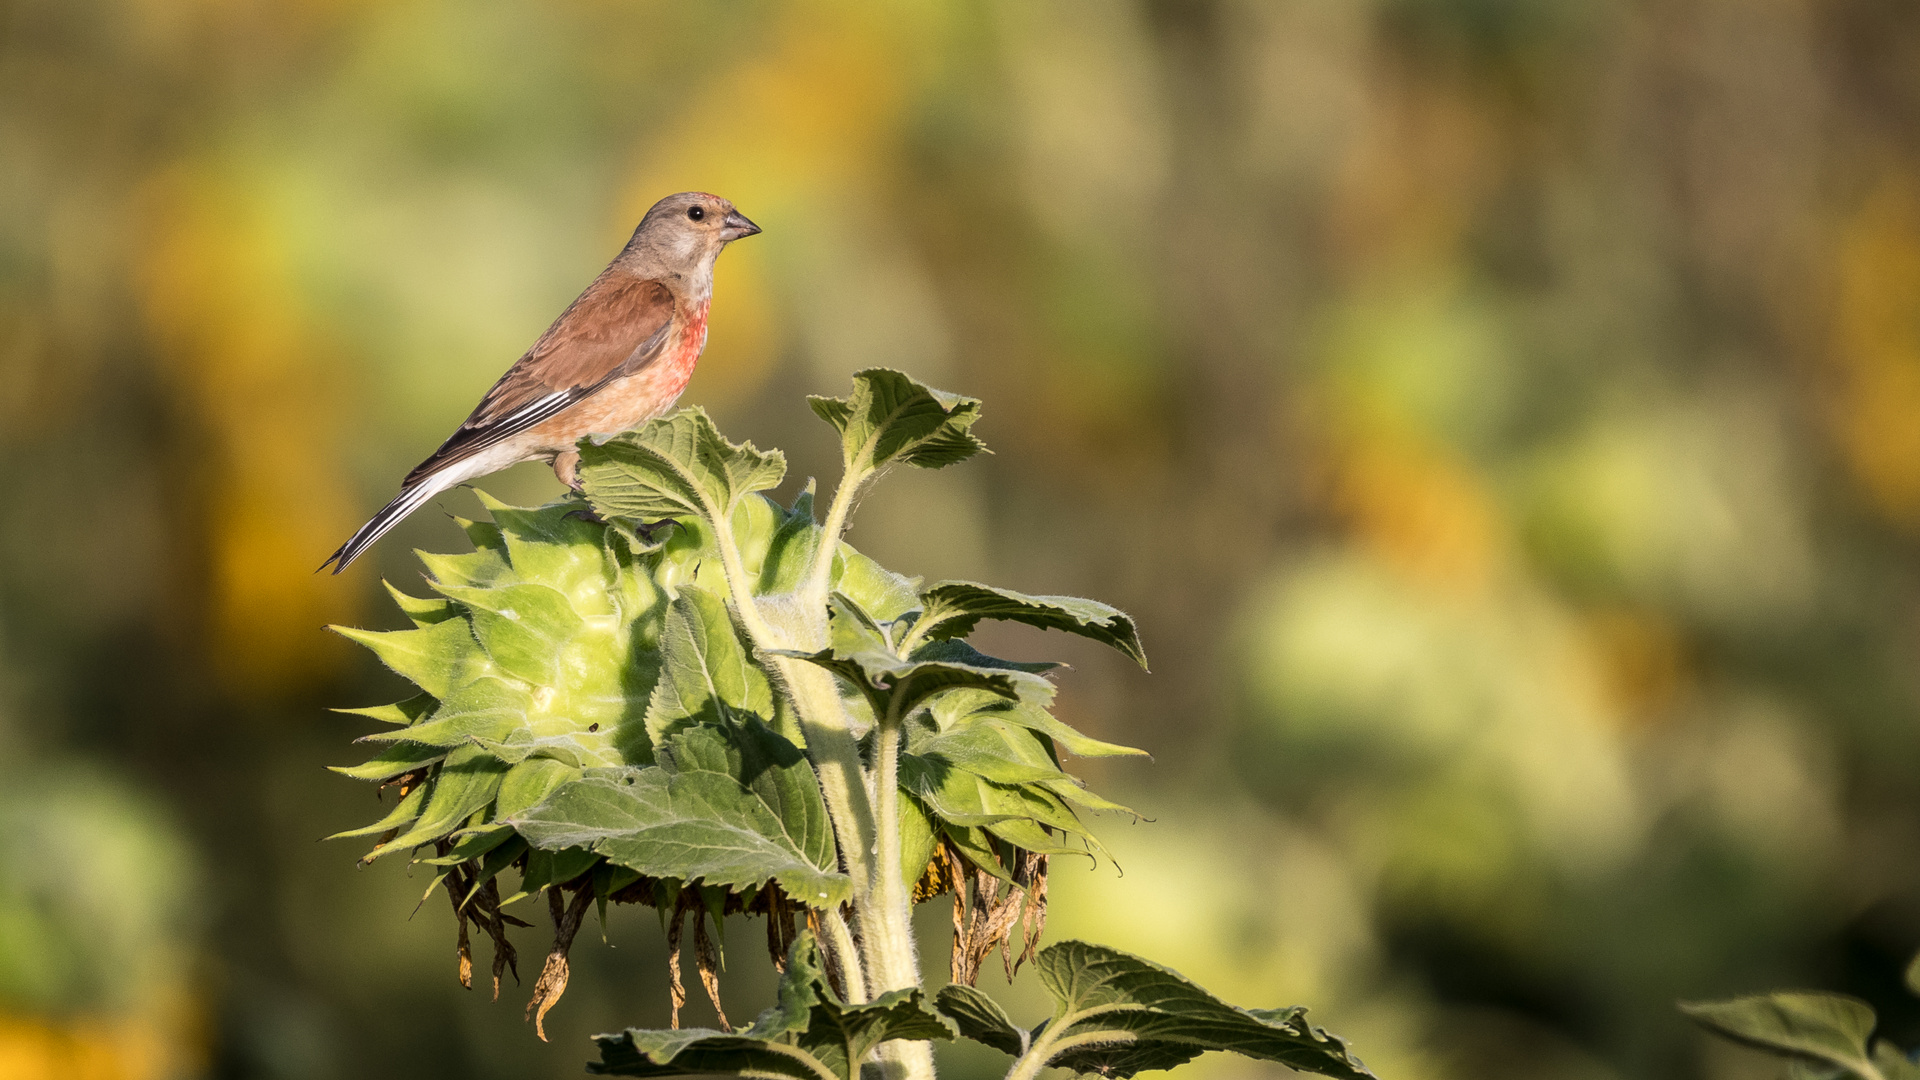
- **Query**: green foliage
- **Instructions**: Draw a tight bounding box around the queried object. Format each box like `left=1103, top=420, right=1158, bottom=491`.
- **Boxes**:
left=594, top=931, right=955, bottom=1080
left=1682, top=989, right=1920, bottom=1080
left=935, top=941, right=1374, bottom=1080
left=576, top=408, right=787, bottom=525
left=503, top=723, right=847, bottom=906
left=808, top=368, right=986, bottom=475
left=331, top=371, right=1366, bottom=1080
left=914, top=582, right=1148, bottom=670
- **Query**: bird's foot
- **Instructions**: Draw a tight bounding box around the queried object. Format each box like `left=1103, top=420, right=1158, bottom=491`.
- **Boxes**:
left=633, top=518, right=679, bottom=544
left=565, top=507, right=679, bottom=547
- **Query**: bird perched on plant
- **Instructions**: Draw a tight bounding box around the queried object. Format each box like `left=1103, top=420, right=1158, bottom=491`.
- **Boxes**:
left=321, top=191, right=761, bottom=573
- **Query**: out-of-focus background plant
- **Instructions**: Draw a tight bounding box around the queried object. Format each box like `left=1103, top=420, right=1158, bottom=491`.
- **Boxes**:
left=4, top=1, right=1919, bottom=1078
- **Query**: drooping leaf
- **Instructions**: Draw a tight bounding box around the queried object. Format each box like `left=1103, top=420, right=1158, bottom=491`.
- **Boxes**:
left=936, top=941, right=1372, bottom=1080
left=908, top=714, right=1079, bottom=787
left=916, top=582, right=1147, bottom=670
left=577, top=409, right=786, bottom=525
left=941, top=823, right=1016, bottom=884
left=931, top=984, right=1029, bottom=1057
left=593, top=929, right=954, bottom=1080
left=809, top=368, right=986, bottom=473
left=926, top=689, right=1144, bottom=760
left=506, top=725, right=847, bottom=906
left=897, top=752, right=1096, bottom=853
left=1680, top=994, right=1882, bottom=1079
left=776, top=596, right=1051, bottom=725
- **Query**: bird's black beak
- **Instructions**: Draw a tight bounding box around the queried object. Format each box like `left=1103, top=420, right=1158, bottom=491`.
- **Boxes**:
left=721, top=210, right=761, bottom=241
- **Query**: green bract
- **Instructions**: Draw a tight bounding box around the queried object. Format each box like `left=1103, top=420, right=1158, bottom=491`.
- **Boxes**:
left=330, top=370, right=1368, bottom=1080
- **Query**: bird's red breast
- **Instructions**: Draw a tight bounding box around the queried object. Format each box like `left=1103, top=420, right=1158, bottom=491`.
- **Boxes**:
left=521, top=295, right=709, bottom=443
left=663, top=297, right=710, bottom=397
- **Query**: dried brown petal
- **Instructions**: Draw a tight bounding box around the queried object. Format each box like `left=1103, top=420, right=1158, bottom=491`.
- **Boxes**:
left=693, top=907, right=731, bottom=1033
left=526, top=886, right=595, bottom=1041
left=447, top=867, right=475, bottom=991
left=473, top=877, right=520, bottom=1001
left=945, top=838, right=1051, bottom=986
left=666, top=891, right=692, bottom=1029
left=911, top=848, right=957, bottom=905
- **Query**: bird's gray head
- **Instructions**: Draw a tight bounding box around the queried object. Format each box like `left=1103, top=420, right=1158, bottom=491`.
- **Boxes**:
left=624, top=192, right=760, bottom=276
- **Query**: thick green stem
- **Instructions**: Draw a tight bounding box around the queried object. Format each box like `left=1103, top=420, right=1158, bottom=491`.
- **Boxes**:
left=775, top=653, right=878, bottom=891
left=708, top=498, right=877, bottom=885
left=863, top=697, right=928, bottom=1080
left=714, top=475, right=932, bottom=1080
left=706, top=499, right=881, bottom=987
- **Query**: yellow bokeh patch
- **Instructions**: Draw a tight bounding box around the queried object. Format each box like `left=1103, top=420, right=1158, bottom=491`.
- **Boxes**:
left=133, top=164, right=360, bottom=692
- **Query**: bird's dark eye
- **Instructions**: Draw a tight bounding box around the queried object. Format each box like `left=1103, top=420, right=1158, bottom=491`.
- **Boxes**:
left=687, top=206, right=705, bottom=222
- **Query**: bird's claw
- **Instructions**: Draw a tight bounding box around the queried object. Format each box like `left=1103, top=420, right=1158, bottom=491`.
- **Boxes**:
left=634, top=519, right=678, bottom=543
left=565, top=508, right=679, bottom=547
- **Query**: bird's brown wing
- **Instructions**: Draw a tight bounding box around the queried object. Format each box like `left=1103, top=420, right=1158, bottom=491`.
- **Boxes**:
left=404, top=272, right=676, bottom=485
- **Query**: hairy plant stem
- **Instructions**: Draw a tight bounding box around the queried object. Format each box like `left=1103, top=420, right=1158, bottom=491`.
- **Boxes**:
left=1002, top=1005, right=1133, bottom=1080
left=803, top=458, right=866, bottom=602
left=710, top=477, right=932, bottom=1080
left=865, top=691, right=929, bottom=1080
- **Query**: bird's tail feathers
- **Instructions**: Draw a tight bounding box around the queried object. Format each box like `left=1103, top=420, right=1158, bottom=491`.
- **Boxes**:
left=319, top=475, right=455, bottom=575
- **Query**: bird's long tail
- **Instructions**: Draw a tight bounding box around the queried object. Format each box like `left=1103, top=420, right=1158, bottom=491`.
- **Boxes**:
left=319, top=473, right=456, bottom=574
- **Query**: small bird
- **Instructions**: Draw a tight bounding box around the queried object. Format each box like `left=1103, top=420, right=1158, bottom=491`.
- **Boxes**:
left=321, top=191, right=760, bottom=573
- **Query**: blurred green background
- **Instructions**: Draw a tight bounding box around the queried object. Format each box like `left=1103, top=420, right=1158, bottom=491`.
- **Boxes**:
left=5, top=1, right=1920, bottom=1078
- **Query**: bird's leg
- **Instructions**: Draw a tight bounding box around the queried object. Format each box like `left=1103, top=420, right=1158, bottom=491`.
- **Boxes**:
left=550, top=444, right=679, bottom=539
left=551, top=449, right=583, bottom=491
left=551, top=450, right=614, bottom=525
